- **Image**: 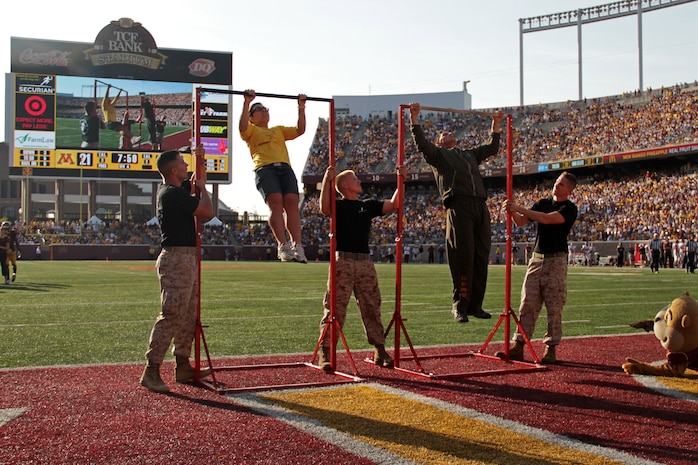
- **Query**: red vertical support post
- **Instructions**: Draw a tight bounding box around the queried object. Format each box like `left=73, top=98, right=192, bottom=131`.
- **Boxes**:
left=193, top=89, right=204, bottom=379
left=393, top=105, right=407, bottom=364
left=328, top=99, right=338, bottom=371
left=504, top=114, right=514, bottom=343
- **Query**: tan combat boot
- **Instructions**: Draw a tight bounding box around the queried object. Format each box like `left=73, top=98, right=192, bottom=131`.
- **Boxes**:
left=374, top=344, right=394, bottom=368
left=175, top=356, right=211, bottom=383
left=541, top=345, right=557, bottom=364
left=318, top=346, right=332, bottom=372
left=140, top=362, right=169, bottom=393
left=495, top=341, right=524, bottom=361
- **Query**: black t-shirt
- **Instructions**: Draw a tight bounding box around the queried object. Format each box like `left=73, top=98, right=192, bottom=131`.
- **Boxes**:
left=335, top=198, right=384, bottom=253
left=531, top=197, right=578, bottom=254
left=157, top=182, right=199, bottom=247
left=80, top=114, right=101, bottom=143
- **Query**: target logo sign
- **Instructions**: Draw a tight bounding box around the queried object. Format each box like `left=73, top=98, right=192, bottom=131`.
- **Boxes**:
left=14, top=73, right=56, bottom=132
left=25, top=96, right=47, bottom=116
left=15, top=93, right=55, bottom=131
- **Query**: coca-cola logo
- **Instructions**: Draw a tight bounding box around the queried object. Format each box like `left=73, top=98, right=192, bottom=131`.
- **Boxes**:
left=18, top=49, right=71, bottom=67
left=189, top=59, right=216, bottom=77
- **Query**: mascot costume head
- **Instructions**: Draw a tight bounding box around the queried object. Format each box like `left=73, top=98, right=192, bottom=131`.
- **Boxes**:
left=623, top=293, right=698, bottom=377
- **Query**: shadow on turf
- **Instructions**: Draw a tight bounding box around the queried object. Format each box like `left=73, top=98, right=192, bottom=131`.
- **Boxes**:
left=572, top=432, right=695, bottom=464
left=429, top=376, right=698, bottom=428
left=0, top=282, right=69, bottom=292
left=164, top=390, right=265, bottom=416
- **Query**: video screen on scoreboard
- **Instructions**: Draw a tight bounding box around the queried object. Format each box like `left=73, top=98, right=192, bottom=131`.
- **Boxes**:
left=12, top=74, right=230, bottom=182
left=54, top=76, right=192, bottom=151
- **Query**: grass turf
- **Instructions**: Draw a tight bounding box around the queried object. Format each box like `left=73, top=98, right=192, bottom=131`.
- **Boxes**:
left=0, top=260, right=690, bottom=369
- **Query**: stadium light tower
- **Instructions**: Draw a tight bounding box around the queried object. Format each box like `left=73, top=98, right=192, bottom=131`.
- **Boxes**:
left=518, top=0, right=697, bottom=105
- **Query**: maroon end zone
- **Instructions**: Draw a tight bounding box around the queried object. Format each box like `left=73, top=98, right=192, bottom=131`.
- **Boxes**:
left=1, top=334, right=696, bottom=465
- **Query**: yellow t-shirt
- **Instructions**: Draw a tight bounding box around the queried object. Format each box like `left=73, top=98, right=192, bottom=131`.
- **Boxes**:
left=102, top=97, right=118, bottom=123
left=240, top=124, right=299, bottom=170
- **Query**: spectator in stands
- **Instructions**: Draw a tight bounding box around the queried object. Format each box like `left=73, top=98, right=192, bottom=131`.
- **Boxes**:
left=239, top=89, right=308, bottom=263
left=409, top=102, right=504, bottom=323
left=140, top=146, right=213, bottom=394
left=316, top=165, right=404, bottom=371
left=496, top=171, right=578, bottom=364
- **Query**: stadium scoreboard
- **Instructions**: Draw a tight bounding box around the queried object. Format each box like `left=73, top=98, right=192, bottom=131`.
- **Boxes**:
left=14, top=148, right=227, bottom=176
left=8, top=20, right=233, bottom=183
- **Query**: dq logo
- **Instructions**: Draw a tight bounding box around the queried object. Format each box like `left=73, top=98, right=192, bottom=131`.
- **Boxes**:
left=189, top=59, right=216, bottom=77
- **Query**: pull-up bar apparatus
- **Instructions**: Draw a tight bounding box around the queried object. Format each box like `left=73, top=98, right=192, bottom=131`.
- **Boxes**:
left=196, top=88, right=333, bottom=103
left=191, top=87, right=362, bottom=394
left=416, top=105, right=499, bottom=117
left=94, top=79, right=130, bottom=108
left=382, top=103, right=546, bottom=380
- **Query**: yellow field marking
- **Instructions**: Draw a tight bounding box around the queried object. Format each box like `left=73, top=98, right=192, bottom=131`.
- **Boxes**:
left=260, top=384, right=656, bottom=465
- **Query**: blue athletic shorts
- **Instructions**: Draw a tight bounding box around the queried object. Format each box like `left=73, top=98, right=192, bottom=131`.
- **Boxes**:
left=254, top=163, right=299, bottom=199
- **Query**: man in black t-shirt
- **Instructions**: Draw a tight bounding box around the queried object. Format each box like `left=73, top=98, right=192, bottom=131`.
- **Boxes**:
left=316, top=165, right=404, bottom=372
left=80, top=101, right=104, bottom=149
left=496, top=172, right=578, bottom=364
left=140, top=147, right=213, bottom=393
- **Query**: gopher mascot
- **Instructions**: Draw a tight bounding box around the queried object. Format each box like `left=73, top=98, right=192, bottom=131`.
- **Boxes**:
left=623, top=293, right=698, bottom=377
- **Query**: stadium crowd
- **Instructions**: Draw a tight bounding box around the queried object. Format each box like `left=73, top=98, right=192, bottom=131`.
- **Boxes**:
left=304, top=83, right=698, bottom=175
left=13, top=83, right=698, bottom=256
left=14, top=163, right=697, bottom=256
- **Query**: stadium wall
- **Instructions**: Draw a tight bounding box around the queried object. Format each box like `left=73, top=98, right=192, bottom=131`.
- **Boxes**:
left=19, top=241, right=645, bottom=266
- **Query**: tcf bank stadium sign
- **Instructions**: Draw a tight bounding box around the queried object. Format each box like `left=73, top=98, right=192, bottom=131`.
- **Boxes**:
left=11, top=18, right=232, bottom=83
left=84, top=18, right=167, bottom=71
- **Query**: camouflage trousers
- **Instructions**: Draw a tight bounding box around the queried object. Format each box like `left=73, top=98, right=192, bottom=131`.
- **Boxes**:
left=319, top=258, right=386, bottom=347
left=513, top=256, right=568, bottom=346
left=145, top=249, right=199, bottom=365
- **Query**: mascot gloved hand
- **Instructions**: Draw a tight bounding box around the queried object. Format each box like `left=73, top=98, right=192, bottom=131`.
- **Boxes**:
left=623, top=292, right=698, bottom=377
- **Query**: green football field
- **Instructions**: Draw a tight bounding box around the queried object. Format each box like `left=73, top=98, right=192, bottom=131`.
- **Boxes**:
left=0, top=260, right=689, bottom=369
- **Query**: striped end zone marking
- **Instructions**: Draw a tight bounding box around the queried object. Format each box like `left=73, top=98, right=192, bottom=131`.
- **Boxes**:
left=238, top=384, right=662, bottom=465
left=0, top=408, right=27, bottom=427
left=631, top=366, right=698, bottom=402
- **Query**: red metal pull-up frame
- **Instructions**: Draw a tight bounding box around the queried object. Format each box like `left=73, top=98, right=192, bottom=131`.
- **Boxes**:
left=191, top=87, right=362, bottom=394
left=383, top=104, right=546, bottom=380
